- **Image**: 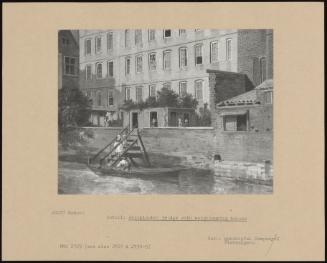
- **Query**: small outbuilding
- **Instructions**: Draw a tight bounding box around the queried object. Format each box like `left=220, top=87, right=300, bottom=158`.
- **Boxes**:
left=122, top=107, right=196, bottom=129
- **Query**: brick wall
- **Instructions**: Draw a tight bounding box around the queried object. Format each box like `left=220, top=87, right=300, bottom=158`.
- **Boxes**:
left=237, top=29, right=272, bottom=86
left=141, top=127, right=215, bottom=154
left=79, top=127, right=122, bottom=150
left=215, top=132, right=272, bottom=162
left=207, top=70, right=255, bottom=126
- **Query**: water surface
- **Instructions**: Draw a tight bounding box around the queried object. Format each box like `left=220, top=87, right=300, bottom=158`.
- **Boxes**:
left=58, top=161, right=272, bottom=194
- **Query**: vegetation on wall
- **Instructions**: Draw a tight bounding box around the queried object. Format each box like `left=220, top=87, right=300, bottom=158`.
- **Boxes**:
left=58, top=86, right=94, bottom=148
left=194, top=103, right=211, bottom=127
left=120, top=87, right=198, bottom=111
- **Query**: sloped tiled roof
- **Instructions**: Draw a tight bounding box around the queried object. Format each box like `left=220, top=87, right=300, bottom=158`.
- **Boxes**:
left=255, top=79, right=273, bottom=90
left=217, top=89, right=259, bottom=107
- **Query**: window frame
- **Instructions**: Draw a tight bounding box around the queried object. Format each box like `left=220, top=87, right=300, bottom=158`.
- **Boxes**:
left=135, top=54, right=143, bottom=73
left=194, top=44, right=203, bottom=65
left=148, top=29, right=156, bottom=42
left=125, top=87, right=131, bottom=101
left=125, top=29, right=130, bottom=48
left=163, top=29, right=172, bottom=39
left=108, top=90, right=114, bottom=106
left=85, top=64, right=92, bottom=80
left=84, top=38, right=92, bottom=56
left=96, top=91, right=102, bottom=106
left=149, top=84, right=157, bottom=98
left=260, top=57, right=267, bottom=83
left=125, top=56, right=131, bottom=76
left=194, top=79, right=204, bottom=100
left=107, top=60, right=114, bottom=77
left=63, top=56, right=78, bottom=76
left=179, top=47, right=188, bottom=68
left=96, top=62, right=103, bottom=79
left=179, top=29, right=186, bottom=36
left=136, top=86, right=143, bottom=103
left=135, top=29, right=142, bottom=45
left=210, top=41, right=219, bottom=63
left=163, top=50, right=172, bottom=70
left=107, top=31, right=113, bottom=51
left=179, top=81, right=187, bottom=96
left=223, top=114, right=249, bottom=132
left=148, top=52, right=157, bottom=71
left=95, top=35, right=102, bottom=54
left=226, top=38, right=232, bottom=61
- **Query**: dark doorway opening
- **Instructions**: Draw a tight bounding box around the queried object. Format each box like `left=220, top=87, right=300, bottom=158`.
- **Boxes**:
left=150, top=112, right=158, bottom=127
left=132, top=112, right=138, bottom=128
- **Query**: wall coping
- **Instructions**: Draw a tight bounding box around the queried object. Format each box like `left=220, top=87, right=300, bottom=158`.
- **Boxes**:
left=143, top=127, right=214, bottom=130
left=79, top=127, right=123, bottom=129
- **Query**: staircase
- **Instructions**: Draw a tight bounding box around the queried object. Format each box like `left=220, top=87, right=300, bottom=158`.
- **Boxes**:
left=88, top=126, right=150, bottom=169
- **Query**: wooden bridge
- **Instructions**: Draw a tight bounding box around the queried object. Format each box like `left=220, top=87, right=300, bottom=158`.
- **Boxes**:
left=88, top=126, right=150, bottom=169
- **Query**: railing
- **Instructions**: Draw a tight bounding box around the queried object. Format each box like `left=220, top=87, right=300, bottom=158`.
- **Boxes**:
left=109, top=139, right=138, bottom=167
left=88, top=125, right=129, bottom=165
left=99, top=127, right=137, bottom=164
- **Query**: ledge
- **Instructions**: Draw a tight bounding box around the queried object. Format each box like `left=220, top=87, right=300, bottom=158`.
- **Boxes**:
left=143, top=127, right=214, bottom=130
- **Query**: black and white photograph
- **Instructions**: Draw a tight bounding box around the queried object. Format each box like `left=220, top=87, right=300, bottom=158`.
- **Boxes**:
left=58, top=29, right=273, bottom=194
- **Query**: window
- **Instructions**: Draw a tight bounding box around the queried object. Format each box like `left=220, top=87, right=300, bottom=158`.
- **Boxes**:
left=163, top=29, right=172, bottom=38
left=95, top=36, right=102, bottom=53
left=163, top=50, right=171, bottom=70
left=148, top=29, right=156, bottom=41
left=85, top=64, right=92, bottom=80
left=125, top=87, right=131, bottom=100
left=148, top=53, right=156, bottom=71
left=125, top=30, right=131, bottom=48
left=149, top=84, right=156, bottom=98
left=210, top=41, right=219, bottom=63
left=107, top=32, right=113, bottom=50
left=97, top=91, right=102, bottom=106
left=107, top=61, right=114, bottom=77
left=108, top=90, right=114, bottom=106
left=264, top=90, right=273, bottom=104
left=226, top=38, right=232, bottom=61
left=163, top=82, right=171, bottom=90
left=64, top=57, right=77, bottom=75
left=125, top=57, right=131, bottom=75
left=179, top=47, right=187, bottom=68
left=194, top=80, right=203, bottom=100
left=260, top=57, right=267, bottom=83
left=179, top=81, right=187, bottom=96
left=135, top=29, right=142, bottom=45
left=136, top=55, right=143, bottom=73
left=62, top=37, right=69, bottom=45
left=223, top=114, right=248, bottom=131
left=194, top=44, right=203, bottom=65
left=136, top=86, right=143, bottom=102
left=85, top=39, right=91, bottom=55
left=96, top=63, right=102, bottom=79
left=179, top=29, right=186, bottom=36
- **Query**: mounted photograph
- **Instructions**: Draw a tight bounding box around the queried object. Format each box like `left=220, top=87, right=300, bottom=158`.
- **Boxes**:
left=58, top=29, right=273, bottom=194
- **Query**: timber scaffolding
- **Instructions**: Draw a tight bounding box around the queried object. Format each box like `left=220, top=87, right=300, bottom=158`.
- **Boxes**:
left=88, top=126, right=150, bottom=169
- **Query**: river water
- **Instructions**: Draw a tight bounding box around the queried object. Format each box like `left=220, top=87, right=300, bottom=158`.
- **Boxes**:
left=58, top=161, right=272, bottom=195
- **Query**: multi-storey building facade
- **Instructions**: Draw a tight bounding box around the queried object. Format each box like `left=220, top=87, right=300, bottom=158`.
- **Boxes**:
left=58, top=30, right=79, bottom=90
left=79, top=29, right=272, bottom=126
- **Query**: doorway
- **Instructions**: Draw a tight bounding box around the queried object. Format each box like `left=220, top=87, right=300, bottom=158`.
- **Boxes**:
left=150, top=112, right=158, bottom=127
left=132, top=112, right=138, bottom=128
